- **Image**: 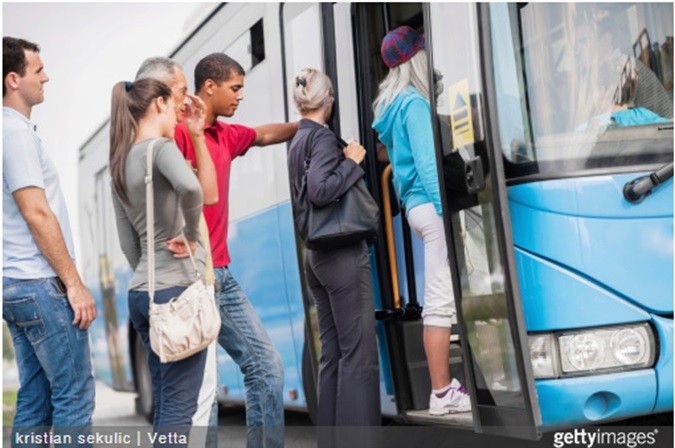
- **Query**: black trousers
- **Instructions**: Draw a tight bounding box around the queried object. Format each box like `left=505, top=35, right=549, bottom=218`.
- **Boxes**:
left=305, top=241, right=381, bottom=448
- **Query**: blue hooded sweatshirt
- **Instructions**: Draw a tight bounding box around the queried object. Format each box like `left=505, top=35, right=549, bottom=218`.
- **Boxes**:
left=372, top=86, right=442, bottom=216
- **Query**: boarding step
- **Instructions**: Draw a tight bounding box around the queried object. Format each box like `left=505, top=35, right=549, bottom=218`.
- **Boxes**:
left=405, top=409, right=474, bottom=428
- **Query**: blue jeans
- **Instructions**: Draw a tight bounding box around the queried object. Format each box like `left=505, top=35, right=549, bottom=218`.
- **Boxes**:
left=128, top=286, right=208, bottom=442
left=3, top=277, right=95, bottom=447
left=214, top=267, right=284, bottom=448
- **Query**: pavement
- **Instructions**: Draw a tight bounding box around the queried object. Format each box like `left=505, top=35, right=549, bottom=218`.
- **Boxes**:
left=91, top=381, right=138, bottom=425
left=4, top=364, right=316, bottom=447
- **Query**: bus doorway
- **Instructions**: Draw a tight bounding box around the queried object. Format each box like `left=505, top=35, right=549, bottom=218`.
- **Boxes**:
left=350, top=2, right=477, bottom=431
left=352, top=2, right=543, bottom=439
left=93, top=168, right=127, bottom=391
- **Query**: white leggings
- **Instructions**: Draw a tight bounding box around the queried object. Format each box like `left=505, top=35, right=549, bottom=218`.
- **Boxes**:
left=407, top=203, right=457, bottom=328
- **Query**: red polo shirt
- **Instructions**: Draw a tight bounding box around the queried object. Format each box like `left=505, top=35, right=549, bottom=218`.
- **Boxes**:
left=174, top=120, right=257, bottom=267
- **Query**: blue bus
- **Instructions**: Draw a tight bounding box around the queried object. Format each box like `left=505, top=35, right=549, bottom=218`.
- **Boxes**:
left=78, top=2, right=673, bottom=440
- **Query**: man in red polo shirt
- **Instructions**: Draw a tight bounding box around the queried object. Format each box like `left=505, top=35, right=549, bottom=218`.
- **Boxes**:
left=174, top=53, right=297, bottom=448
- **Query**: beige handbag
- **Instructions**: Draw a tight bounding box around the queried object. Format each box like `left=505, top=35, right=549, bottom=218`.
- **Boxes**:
left=144, top=139, right=221, bottom=363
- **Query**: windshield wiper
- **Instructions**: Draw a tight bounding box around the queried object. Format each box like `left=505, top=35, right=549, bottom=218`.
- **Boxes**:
left=623, top=162, right=674, bottom=203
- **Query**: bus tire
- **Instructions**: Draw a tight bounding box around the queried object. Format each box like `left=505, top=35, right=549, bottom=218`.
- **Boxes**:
left=133, top=334, right=154, bottom=423
left=301, top=341, right=318, bottom=425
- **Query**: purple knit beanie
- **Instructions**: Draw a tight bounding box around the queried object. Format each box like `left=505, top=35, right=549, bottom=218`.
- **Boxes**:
left=380, top=26, right=425, bottom=69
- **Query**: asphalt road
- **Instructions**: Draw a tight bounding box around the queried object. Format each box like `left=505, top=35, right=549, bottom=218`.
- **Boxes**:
left=93, top=381, right=318, bottom=448
left=4, top=381, right=673, bottom=448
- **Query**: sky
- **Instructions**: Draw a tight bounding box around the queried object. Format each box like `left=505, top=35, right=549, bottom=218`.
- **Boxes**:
left=3, top=2, right=217, bottom=265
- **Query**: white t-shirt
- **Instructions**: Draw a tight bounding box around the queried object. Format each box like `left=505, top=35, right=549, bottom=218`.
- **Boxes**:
left=3, top=106, right=75, bottom=279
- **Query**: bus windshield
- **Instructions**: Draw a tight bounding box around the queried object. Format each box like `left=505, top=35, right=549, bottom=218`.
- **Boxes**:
left=490, top=3, right=674, bottom=180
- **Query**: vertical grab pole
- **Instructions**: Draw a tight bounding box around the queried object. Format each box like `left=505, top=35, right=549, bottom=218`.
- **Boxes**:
left=380, top=165, right=401, bottom=309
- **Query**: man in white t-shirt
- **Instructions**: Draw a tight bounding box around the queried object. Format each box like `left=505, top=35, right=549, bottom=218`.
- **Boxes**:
left=2, top=36, right=97, bottom=443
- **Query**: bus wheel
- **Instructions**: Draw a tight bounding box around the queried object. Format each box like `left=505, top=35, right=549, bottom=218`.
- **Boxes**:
left=133, top=334, right=154, bottom=422
left=301, top=341, right=318, bottom=425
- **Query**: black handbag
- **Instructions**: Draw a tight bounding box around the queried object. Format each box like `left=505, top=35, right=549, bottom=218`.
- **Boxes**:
left=292, top=128, right=379, bottom=250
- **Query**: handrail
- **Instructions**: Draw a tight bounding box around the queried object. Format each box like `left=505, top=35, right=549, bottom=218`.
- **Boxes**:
left=381, top=165, right=401, bottom=309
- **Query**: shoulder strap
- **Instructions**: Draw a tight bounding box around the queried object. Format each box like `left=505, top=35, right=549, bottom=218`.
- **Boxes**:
left=146, top=139, right=159, bottom=302
left=303, top=126, right=323, bottom=172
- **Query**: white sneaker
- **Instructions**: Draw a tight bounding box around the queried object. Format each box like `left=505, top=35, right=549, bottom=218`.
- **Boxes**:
left=428, top=379, right=472, bottom=415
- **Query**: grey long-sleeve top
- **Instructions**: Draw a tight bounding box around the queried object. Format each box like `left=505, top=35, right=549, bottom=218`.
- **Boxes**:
left=112, top=138, right=206, bottom=291
left=288, top=119, right=365, bottom=208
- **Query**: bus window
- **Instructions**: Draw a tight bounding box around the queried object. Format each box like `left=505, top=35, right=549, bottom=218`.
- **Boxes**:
left=283, top=3, right=323, bottom=123
left=490, top=3, right=674, bottom=179
left=225, top=19, right=266, bottom=73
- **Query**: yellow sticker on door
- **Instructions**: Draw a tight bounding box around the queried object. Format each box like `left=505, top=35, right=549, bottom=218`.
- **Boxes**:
left=449, top=79, right=475, bottom=149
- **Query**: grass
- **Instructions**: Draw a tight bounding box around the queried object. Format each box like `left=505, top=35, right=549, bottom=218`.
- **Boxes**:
left=3, top=322, right=18, bottom=427
left=3, top=390, right=17, bottom=426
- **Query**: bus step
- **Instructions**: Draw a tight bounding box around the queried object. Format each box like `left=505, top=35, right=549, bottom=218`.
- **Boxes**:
left=404, top=409, right=474, bottom=428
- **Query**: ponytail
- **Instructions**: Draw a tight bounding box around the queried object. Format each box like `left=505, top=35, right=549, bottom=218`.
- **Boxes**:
left=108, top=78, right=172, bottom=204
left=109, top=81, right=136, bottom=204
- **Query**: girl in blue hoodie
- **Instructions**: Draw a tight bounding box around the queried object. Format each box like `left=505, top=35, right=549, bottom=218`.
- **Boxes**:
left=372, top=26, right=471, bottom=415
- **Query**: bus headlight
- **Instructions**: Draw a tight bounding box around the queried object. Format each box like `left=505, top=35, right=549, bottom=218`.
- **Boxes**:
left=529, top=323, right=656, bottom=379
left=559, top=323, right=655, bottom=375
left=529, top=333, right=560, bottom=379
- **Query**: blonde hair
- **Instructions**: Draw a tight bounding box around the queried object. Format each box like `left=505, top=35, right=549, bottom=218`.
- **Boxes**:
left=373, top=50, right=429, bottom=118
left=293, top=68, right=333, bottom=114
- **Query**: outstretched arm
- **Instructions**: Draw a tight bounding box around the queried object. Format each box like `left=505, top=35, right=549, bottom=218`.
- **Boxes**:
left=253, top=121, right=299, bottom=146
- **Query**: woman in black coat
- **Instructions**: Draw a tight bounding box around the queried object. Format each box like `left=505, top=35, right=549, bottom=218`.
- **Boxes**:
left=287, top=68, right=381, bottom=448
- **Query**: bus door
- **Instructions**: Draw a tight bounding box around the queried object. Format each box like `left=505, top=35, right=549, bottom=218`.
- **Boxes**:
left=349, top=2, right=451, bottom=418
left=331, top=2, right=427, bottom=418
left=93, top=168, right=126, bottom=390
left=425, top=3, right=541, bottom=439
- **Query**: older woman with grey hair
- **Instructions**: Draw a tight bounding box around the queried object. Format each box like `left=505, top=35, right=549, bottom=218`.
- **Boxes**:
left=288, top=68, right=381, bottom=447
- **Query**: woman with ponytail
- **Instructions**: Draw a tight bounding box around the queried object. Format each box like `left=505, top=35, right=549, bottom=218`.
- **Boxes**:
left=288, top=68, right=381, bottom=448
left=109, top=77, right=209, bottom=438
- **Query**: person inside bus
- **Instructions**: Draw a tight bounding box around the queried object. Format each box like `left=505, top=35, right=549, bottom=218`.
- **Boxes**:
left=173, top=53, right=298, bottom=448
left=288, top=68, right=381, bottom=448
left=609, top=57, right=672, bottom=127
left=372, top=26, right=471, bottom=415
left=134, top=56, right=219, bottom=447
left=109, top=77, right=209, bottom=442
left=565, top=7, right=672, bottom=134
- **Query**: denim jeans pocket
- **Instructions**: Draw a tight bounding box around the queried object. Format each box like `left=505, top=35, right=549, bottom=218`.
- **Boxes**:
left=47, top=277, right=67, bottom=297
left=3, top=295, right=46, bottom=344
left=48, top=280, right=89, bottom=340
